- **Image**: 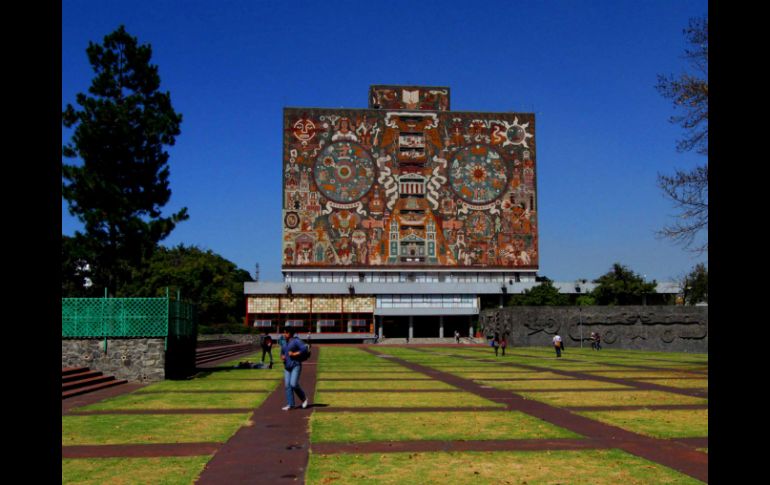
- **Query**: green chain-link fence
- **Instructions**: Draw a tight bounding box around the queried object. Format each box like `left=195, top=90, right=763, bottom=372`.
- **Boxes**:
left=62, top=296, right=197, bottom=340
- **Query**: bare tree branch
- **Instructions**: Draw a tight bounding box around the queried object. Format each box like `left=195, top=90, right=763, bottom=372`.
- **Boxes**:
left=656, top=16, right=708, bottom=253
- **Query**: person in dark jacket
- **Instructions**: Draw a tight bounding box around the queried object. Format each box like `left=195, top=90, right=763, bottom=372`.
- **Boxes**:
left=260, top=332, right=274, bottom=368
left=280, top=329, right=309, bottom=411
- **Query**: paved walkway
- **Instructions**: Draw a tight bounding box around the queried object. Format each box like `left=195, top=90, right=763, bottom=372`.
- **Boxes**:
left=194, top=352, right=319, bottom=484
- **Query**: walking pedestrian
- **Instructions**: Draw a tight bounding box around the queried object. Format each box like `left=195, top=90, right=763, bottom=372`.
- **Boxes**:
left=595, top=331, right=602, bottom=350
left=553, top=334, right=563, bottom=358
left=501, top=335, right=507, bottom=356
left=280, top=329, right=309, bottom=411
left=454, top=330, right=460, bottom=344
left=493, top=334, right=500, bottom=356
left=260, top=332, right=274, bottom=368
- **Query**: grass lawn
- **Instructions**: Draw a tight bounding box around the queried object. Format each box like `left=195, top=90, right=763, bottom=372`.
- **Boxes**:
left=516, top=390, right=707, bottom=408
left=78, top=390, right=271, bottom=411
left=194, top=368, right=283, bottom=380
left=477, top=379, right=631, bottom=390
left=314, top=391, right=504, bottom=408
left=584, top=371, right=704, bottom=379
left=575, top=409, right=708, bottom=439
left=306, top=449, right=704, bottom=484
left=310, top=411, right=581, bottom=443
left=62, top=413, right=251, bottom=445
left=452, top=371, right=577, bottom=380
left=633, top=378, right=708, bottom=389
left=62, top=456, right=210, bottom=485
left=317, top=372, right=430, bottom=380
left=317, top=379, right=458, bottom=390
left=135, top=378, right=279, bottom=392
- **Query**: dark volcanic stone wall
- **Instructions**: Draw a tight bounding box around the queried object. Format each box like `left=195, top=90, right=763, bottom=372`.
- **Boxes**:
left=479, top=306, right=707, bottom=353
left=62, top=336, right=198, bottom=382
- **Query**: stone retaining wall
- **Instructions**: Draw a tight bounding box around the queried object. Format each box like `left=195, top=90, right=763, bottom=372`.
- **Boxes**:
left=62, top=336, right=197, bottom=382
left=479, top=306, right=708, bottom=353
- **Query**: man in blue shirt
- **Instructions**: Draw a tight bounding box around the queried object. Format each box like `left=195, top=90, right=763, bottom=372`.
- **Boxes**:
left=280, top=329, right=309, bottom=411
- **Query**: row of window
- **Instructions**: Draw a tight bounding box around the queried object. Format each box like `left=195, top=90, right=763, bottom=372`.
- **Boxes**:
left=376, top=294, right=477, bottom=309
left=252, top=319, right=370, bottom=327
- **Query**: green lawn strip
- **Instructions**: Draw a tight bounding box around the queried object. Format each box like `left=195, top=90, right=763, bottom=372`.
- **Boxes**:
left=517, top=390, right=708, bottom=408
left=195, top=368, right=284, bottom=380
left=477, top=379, right=631, bottom=390
left=632, top=378, right=708, bottom=389
left=583, top=371, right=704, bottom=379
left=62, top=456, right=210, bottom=485
left=80, top=390, right=271, bottom=411
left=314, top=391, right=504, bottom=408
left=317, top=380, right=457, bottom=390
left=135, top=378, right=279, bottom=392
left=62, top=413, right=251, bottom=445
left=318, top=372, right=430, bottom=380
left=575, top=409, right=708, bottom=439
left=306, top=449, right=704, bottom=485
left=509, top=365, right=611, bottom=373
left=424, top=363, right=524, bottom=371
left=317, top=364, right=408, bottom=373
left=456, top=371, right=577, bottom=380
left=310, top=411, right=580, bottom=443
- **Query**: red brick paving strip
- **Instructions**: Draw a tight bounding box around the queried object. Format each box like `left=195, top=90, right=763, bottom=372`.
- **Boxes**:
left=194, top=350, right=319, bottom=484
left=363, top=347, right=708, bottom=483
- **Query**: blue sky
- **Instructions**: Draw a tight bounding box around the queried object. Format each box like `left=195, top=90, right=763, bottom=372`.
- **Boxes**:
left=62, top=0, right=708, bottom=283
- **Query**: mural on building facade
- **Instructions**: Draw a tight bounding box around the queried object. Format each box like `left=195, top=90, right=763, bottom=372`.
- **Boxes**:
left=283, top=86, right=538, bottom=269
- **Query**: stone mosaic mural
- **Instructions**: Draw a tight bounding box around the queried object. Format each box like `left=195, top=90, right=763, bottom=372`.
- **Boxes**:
left=479, top=306, right=708, bottom=353
left=283, top=85, right=538, bottom=269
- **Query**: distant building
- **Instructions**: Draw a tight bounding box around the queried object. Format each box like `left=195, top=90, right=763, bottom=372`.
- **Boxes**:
left=244, top=85, right=676, bottom=340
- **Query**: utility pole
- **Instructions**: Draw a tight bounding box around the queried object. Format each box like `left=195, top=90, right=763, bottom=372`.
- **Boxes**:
left=254, top=263, right=260, bottom=282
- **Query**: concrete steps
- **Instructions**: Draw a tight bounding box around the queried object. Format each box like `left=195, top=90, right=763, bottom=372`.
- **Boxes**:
left=195, top=342, right=258, bottom=366
left=61, top=367, right=128, bottom=399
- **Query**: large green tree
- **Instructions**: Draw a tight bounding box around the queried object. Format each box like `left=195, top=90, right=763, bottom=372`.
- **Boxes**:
left=681, top=263, right=708, bottom=305
left=508, top=280, right=569, bottom=306
left=62, top=26, right=188, bottom=296
left=656, top=16, right=708, bottom=253
left=123, top=244, right=252, bottom=326
left=591, top=263, right=657, bottom=306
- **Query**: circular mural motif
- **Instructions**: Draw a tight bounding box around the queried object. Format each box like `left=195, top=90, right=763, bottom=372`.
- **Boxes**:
left=449, top=145, right=508, bottom=205
left=284, top=211, right=299, bottom=229
left=313, top=142, right=375, bottom=203
left=507, top=125, right=526, bottom=144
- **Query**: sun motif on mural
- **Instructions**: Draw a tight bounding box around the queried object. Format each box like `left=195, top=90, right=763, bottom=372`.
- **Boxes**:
left=502, top=117, right=534, bottom=148
left=313, top=142, right=376, bottom=203
left=448, top=144, right=508, bottom=205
